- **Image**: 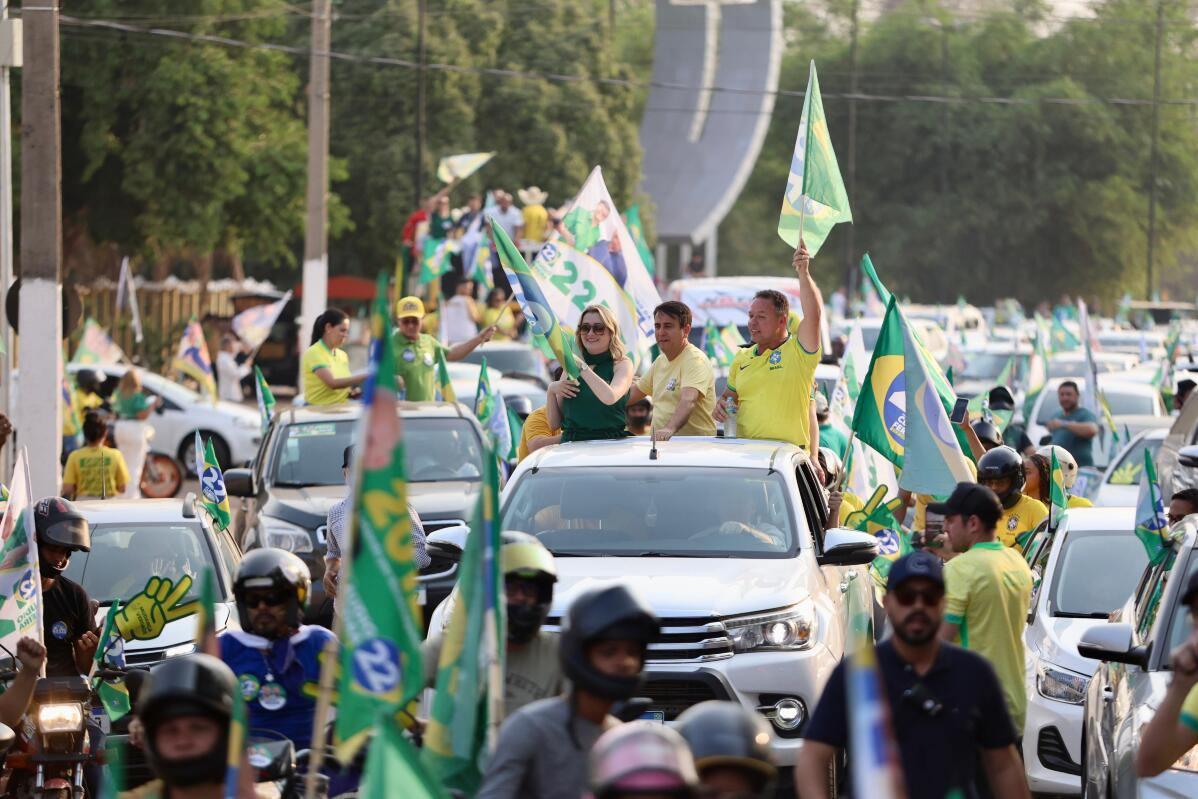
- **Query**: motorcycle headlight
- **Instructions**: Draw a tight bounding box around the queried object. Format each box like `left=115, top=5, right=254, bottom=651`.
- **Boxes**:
left=259, top=517, right=314, bottom=553
left=38, top=703, right=84, bottom=733
left=1036, top=662, right=1089, bottom=705
left=726, top=603, right=817, bottom=652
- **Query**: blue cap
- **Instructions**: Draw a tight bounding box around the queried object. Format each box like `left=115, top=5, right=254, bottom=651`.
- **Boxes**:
left=886, top=551, right=945, bottom=592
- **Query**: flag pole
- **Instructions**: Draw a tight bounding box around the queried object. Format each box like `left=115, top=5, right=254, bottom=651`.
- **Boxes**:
left=304, top=632, right=340, bottom=799
left=836, top=430, right=857, bottom=492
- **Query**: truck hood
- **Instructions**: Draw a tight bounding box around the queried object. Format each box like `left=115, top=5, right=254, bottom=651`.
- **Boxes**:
left=263, top=485, right=345, bottom=529
left=1028, top=614, right=1106, bottom=676
left=407, top=481, right=480, bottom=524
left=549, top=556, right=811, bottom=618
left=98, top=602, right=235, bottom=655
left=265, top=481, right=480, bottom=528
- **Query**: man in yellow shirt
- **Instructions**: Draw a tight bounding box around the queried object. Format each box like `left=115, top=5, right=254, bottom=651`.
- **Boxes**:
left=518, top=186, right=549, bottom=252
left=62, top=414, right=130, bottom=500
left=934, top=482, right=1034, bottom=732
left=517, top=406, right=561, bottom=462
left=1136, top=571, right=1198, bottom=776
left=976, top=446, right=1047, bottom=549
left=714, top=242, right=822, bottom=457
left=628, top=301, right=715, bottom=440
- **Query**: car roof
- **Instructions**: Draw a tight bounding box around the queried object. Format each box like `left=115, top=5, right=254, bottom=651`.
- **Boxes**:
left=276, top=401, right=470, bottom=425
left=1060, top=506, right=1136, bottom=533
left=522, top=437, right=809, bottom=470
left=75, top=498, right=201, bottom=525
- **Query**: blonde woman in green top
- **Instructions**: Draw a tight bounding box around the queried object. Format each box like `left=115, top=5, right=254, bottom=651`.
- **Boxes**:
left=546, top=305, right=634, bottom=442
left=112, top=369, right=159, bottom=498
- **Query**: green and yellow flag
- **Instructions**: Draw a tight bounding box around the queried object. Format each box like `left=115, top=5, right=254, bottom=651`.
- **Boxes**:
left=1134, top=448, right=1172, bottom=566
left=335, top=273, right=426, bottom=758
left=366, top=715, right=449, bottom=799
left=435, top=349, right=457, bottom=404
left=194, top=433, right=232, bottom=531
left=419, top=239, right=455, bottom=285
left=92, top=601, right=131, bottom=721
left=778, top=61, right=851, bottom=255
left=625, top=204, right=656, bottom=278
left=194, top=568, right=218, bottom=656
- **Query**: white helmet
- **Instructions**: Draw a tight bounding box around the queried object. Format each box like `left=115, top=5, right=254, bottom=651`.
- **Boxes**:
left=1037, top=445, right=1078, bottom=489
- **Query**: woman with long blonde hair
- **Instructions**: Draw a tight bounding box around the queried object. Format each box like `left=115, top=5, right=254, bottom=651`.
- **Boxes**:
left=546, top=304, right=634, bottom=442
left=112, top=369, right=159, bottom=498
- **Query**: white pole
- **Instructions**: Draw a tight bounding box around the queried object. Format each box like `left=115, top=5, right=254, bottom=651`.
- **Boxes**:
left=0, top=1, right=18, bottom=481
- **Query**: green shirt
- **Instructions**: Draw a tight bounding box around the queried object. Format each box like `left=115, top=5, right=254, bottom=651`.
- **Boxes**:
left=394, top=332, right=447, bottom=402
left=1049, top=406, right=1099, bottom=467
left=819, top=420, right=850, bottom=459
left=562, top=350, right=629, bottom=442
left=112, top=391, right=150, bottom=420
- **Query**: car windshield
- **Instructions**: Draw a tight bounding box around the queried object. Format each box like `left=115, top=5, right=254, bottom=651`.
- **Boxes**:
left=503, top=467, right=798, bottom=557
left=460, top=348, right=544, bottom=379
left=1048, top=533, right=1147, bottom=617
left=271, top=417, right=483, bottom=486
left=62, top=523, right=213, bottom=606
left=961, top=352, right=1013, bottom=380
left=1164, top=555, right=1198, bottom=662
left=1036, top=388, right=1157, bottom=424
left=1105, top=437, right=1164, bottom=486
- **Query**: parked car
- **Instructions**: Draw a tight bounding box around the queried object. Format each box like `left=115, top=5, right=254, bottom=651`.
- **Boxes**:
left=1093, top=429, right=1167, bottom=507
left=905, top=303, right=989, bottom=349
left=954, top=343, right=1031, bottom=402
left=225, top=402, right=487, bottom=621
left=69, top=496, right=241, bottom=667
left=1077, top=515, right=1198, bottom=798
left=1046, top=352, right=1140, bottom=380
left=444, top=362, right=546, bottom=420
left=492, top=437, right=878, bottom=768
left=1021, top=507, right=1146, bottom=795
left=459, top=341, right=550, bottom=388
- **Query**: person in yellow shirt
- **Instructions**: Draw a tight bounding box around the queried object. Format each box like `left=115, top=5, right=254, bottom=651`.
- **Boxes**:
left=62, top=413, right=130, bottom=500
left=976, top=446, right=1047, bottom=549
left=517, top=186, right=549, bottom=252
left=1135, top=571, right=1198, bottom=777
left=714, top=242, right=822, bottom=458
left=934, top=482, right=1034, bottom=732
left=627, top=301, right=715, bottom=440
left=480, top=288, right=520, bottom=341
left=516, top=405, right=562, bottom=462
left=301, top=309, right=366, bottom=406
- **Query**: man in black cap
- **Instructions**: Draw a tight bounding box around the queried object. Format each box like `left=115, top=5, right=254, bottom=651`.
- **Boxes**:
left=796, top=551, right=1029, bottom=798
left=932, top=482, right=1034, bottom=734
left=1137, top=569, right=1198, bottom=776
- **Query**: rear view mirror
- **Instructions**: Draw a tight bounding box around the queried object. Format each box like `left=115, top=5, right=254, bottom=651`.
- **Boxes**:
left=224, top=468, right=254, bottom=498
left=426, top=525, right=469, bottom=554
left=1077, top=622, right=1148, bottom=668
left=819, top=528, right=879, bottom=566
left=1179, top=445, right=1198, bottom=469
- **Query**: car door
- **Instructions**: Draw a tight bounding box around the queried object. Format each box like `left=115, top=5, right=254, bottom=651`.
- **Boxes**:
left=795, top=459, right=861, bottom=652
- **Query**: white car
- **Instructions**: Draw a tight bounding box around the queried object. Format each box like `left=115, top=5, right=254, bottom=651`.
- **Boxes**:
left=70, top=497, right=240, bottom=668
left=1025, top=377, right=1168, bottom=469
left=66, top=363, right=262, bottom=471
left=1046, top=352, right=1140, bottom=380
left=905, top=303, right=989, bottom=349
left=1093, top=428, right=1168, bottom=507
left=1020, top=507, right=1147, bottom=795
left=954, top=342, right=1031, bottom=402
left=497, top=437, right=878, bottom=763
left=847, top=316, right=950, bottom=365
left=445, top=361, right=546, bottom=418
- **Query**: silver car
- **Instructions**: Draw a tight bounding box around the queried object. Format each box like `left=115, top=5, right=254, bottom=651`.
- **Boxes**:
left=1078, top=515, right=1198, bottom=797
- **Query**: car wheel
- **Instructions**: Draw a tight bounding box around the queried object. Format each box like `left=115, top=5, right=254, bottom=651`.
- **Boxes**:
left=181, top=432, right=232, bottom=476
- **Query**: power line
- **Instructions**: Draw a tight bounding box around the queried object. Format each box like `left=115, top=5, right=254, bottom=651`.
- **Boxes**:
left=56, top=14, right=1198, bottom=109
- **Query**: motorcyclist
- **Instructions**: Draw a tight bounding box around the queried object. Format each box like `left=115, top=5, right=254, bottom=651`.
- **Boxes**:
left=976, top=446, right=1048, bottom=550
left=424, top=531, right=562, bottom=716
left=219, top=548, right=335, bottom=751
left=477, top=583, right=661, bottom=799
left=1036, top=444, right=1094, bottom=508
left=586, top=722, right=700, bottom=799
left=34, top=497, right=99, bottom=677
left=675, top=701, right=777, bottom=799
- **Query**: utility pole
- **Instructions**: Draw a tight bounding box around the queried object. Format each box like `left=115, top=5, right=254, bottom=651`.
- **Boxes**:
left=301, top=0, right=331, bottom=357
left=0, top=0, right=19, bottom=482
left=843, top=0, right=860, bottom=305
left=938, top=23, right=949, bottom=198
left=1146, top=0, right=1164, bottom=300
left=19, top=0, right=62, bottom=496
left=414, top=0, right=427, bottom=209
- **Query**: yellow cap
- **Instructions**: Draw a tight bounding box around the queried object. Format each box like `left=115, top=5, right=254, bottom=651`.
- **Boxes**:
left=396, top=296, right=425, bottom=320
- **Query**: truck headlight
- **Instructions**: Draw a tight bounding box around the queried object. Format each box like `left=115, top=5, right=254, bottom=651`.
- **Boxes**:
left=259, top=517, right=314, bottom=553
left=38, top=703, right=84, bottom=733
left=727, top=603, right=817, bottom=652
left=1036, top=662, right=1089, bottom=705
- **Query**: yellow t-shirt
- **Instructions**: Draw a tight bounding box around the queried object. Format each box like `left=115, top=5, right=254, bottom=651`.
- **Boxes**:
left=522, top=204, right=548, bottom=244
left=1067, top=494, right=1093, bottom=509
left=944, top=540, right=1034, bottom=731
left=63, top=445, right=130, bottom=498
left=635, top=343, right=716, bottom=437
left=727, top=335, right=820, bottom=448
left=481, top=306, right=518, bottom=341
left=517, top=407, right=559, bottom=462
left=1181, top=683, right=1198, bottom=734
left=999, top=494, right=1049, bottom=549
left=301, top=340, right=351, bottom=406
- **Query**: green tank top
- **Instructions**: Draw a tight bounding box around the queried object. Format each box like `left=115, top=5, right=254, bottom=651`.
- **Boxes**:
left=562, top=350, right=630, bottom=442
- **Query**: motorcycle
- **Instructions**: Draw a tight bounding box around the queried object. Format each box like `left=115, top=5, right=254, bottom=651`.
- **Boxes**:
left=1, top=672, right=99, bottom=799
left=137, top=451, right=183, bottom=499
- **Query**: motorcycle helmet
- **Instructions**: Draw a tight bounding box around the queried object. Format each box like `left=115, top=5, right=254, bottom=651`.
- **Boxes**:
left=675, top=701, right=777, bottom=796
left=138, top=654, right=236, bottom=788
left=74, top=369, right=101, bottom=394
left=817, top=447, right=842, bottom=489
left=560, top=583, right=659, bottom=701
left=1036, top=444, right=1079, bottom=489
left=971, top=419, right=1003, bottom=451
left=588, top=722, right=700, bottom=799
left=232, top=548, right=311, bottom=631
left=33, top=497, right=90, bottom=577
left=501, top=531, right=557, bottom=645
left=977, top=446, right=1025, bottom=509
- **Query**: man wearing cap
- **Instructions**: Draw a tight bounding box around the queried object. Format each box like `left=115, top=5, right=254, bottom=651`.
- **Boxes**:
left=797, top=551, right=1028, bottom=798
left=1136, top=570, right=1198, bottom=776
left=931, top=482, right=1034, bottom=733
left=393, top=295, right=498, bottom=402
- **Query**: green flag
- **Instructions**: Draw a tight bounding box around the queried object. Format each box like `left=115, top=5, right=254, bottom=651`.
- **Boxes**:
left=195, top=567, right=218, bottom=656
left=367, top=715, right=449, bottom=799
left=419, top=238, right=454, bottom=285
left=1049, top=316, right=1080, bottom=352
left=92, top=601, right=131, bottom=721
left=1134, top=448, right=1172, bottom=566
left=424, top=450, right=505, bottom=791
left=625, top=204, right=655, bottom=278
left=850, top=300, right=908, bottom=468
left=195, top=433, right=232, bottom=531
left=778, top=61, right=851, bottom=254
left=436, top=349, right=457, bottom=404
left=335, top=272, right=426, bottom=758
left=254, top=366, right=276, bottom=434
left=506, top=405, right=523, bottom=461
left=1048, top=447, right=1068, bottom=530
left=861, top=254, right=893, bottom=306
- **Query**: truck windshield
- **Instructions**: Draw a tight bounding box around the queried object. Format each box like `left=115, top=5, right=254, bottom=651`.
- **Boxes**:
left=503, top=467, right=797, bottom=558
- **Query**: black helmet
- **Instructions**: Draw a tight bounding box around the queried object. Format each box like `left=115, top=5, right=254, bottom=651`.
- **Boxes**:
left=501, top=531, right=557, bottom=644
left=977, top=446, right=1025, bottom=509
left=138, top=654, right=236, bottom=788
left=233, top=548, right=311, bottom=631
left=988, top=385, right=1016, bottom=411
left=560, top=583, right=659, bottom=701
left=971, top=419, right=1003, bottom=450
left=33, top=497, right=90, bottom=576
left=675, top=701, right=777, bottom=796
left=74, top=369, right=101, bottom=393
